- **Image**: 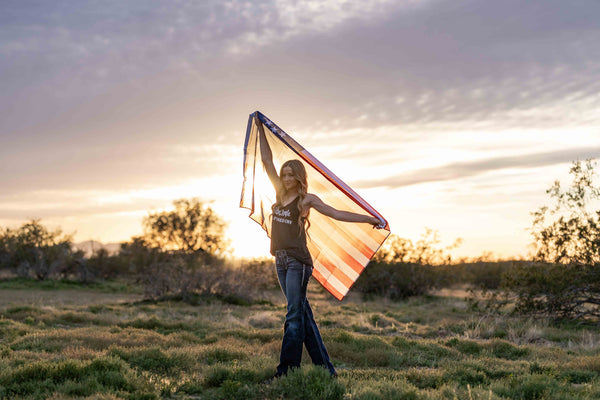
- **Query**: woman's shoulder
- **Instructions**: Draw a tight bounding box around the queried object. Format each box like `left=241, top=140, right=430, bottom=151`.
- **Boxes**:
left=302, top=193, right=321, bottom=207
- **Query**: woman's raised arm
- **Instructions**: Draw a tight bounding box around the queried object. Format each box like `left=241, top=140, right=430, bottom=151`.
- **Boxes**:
left=256, top=114, right=282, bottom=192
left=304, top=193, right=381, bottom=226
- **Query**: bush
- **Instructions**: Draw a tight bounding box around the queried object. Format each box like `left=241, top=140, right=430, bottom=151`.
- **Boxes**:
left=355, top=230, right=462, bottom=300
left=268, top=366, right=345, bottom=400
left=502, top=261, right=600, bottom=321
left=0, top=220, right=83, bottom=280
left=0, top=357, right=155, bottom=399
left=355, top=261, right=437, bottom=300
left=496, top=159, right=600, bottom=322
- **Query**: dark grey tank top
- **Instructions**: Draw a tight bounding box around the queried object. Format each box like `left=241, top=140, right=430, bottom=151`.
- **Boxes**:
left=270, top=196, right=313, bottom=266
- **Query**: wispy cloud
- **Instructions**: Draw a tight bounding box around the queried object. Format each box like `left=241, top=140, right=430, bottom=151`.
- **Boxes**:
left=353, top=147, right=600, bottom=189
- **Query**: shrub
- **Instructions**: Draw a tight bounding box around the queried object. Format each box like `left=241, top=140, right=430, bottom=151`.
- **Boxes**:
left=0, top=357, right=155, bottom=399
left=493, top=374, right=558, bottom=400
left=355, top=262, right=437, bottom=300
left=109, top=346, right=195, bottom=375
left=268, top=366, right=345, bottom=400
left=502, top=261, right=600, bottom=321
left=0, top=220, right=82, bottom=280
left=486, top=340, right=529, bottom=360
left=494, top=160, right=600, bottom=322
left=355, top=230, right=462, bottom=300
left=445, top=338, right=482, bottom=356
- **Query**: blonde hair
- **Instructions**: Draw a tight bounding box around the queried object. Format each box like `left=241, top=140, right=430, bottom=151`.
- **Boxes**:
left=274, top=159, right=310, bottom=236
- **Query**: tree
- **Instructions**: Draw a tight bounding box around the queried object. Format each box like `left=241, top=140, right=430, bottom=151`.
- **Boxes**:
left=373, top=229, right=462, bottom=265
left=0, top=219, right=80, bottom=280
left=142, top=198, right=230, bottom=260
left=501, top=159, right=600, bottom=321
left=530, top=159, right=600, bottom=264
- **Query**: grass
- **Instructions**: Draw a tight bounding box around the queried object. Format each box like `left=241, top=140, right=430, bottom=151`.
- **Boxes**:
left=0, top=277, right=135, bottom=293
left=0, top=280, right=599, bottom=399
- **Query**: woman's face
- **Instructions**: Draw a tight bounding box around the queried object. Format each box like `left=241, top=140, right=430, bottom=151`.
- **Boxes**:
left=281, top=166, right=298, bottom=192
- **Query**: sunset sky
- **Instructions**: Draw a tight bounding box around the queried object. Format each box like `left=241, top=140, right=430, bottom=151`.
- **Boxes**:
left=2, top=0, right=599, bottom=260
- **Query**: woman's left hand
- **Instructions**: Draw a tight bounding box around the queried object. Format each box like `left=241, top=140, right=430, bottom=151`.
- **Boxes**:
left=369, top=216, right=382, bottom=227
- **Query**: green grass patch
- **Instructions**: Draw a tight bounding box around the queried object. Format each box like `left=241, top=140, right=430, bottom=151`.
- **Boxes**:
left=109, top=346, right=195, bottom=375
left=0, top=356, right=156, bottom=399
left=486, top=339, right=530, bottom=360
left=445, top=337, right=483, bottom=355
left=119, top=315, right=196, bottom=334
left=268, top=366, right=345, bottom=400
left=0, top=277, right=135, bottom=293
left=1, top=286, right=600, bottom=399
left=390, top=336, right=460, bottom=367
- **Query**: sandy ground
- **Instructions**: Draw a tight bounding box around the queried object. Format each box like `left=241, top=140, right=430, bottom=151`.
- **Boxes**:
left=0, top=289, right=142, bottom=307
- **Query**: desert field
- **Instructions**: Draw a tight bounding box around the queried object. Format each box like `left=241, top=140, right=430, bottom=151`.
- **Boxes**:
left=1, top=279, right=600, bottom=399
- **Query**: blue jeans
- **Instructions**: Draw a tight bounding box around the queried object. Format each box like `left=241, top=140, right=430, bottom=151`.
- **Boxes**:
left=275, top=250, right=336, bottom=376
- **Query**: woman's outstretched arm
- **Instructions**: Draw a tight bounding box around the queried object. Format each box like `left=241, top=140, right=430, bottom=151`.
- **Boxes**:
left=255, top=113, right=282, bottom=192
left=304, top=193, right=381, bottom=226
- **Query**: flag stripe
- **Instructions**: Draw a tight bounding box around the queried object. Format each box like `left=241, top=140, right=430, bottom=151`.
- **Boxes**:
left=308, top=221, right=366, bottom=276
left=309, top=179, right=383, bottom=252
left=307, top=241, right=355, bottom=288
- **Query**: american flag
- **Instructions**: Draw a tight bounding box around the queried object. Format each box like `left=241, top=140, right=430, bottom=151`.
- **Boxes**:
left=240, top=111, right=390, bottom=300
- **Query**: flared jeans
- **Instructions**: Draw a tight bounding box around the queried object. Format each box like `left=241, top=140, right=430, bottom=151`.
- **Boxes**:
left=275, top=250, right=336, bottom=376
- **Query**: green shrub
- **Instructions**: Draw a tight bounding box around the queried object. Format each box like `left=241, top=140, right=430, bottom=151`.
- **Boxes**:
left=390, top=337, right=459, bottom=367
left=202, top=363, right=268, bottom=388
left=216, top=380, right=260, bottom=400
left=493, top=374, right=558, bottom=400
left=355, top=262, right=437, bottom=300
left=204, top=347, right=247, bottom=365
left=120, top=315, right=191, bottom=333
left=486, top=340, right=529, bottom=360
left=326, top=330, right=394, bottom=367
left=558, top=369, right=598, bottom=384
left=442, top=364, right=489, bottom=386
left=177, top=380, right=205, bottom=395
left=0, top=356, right=154, bottom=399
left=109, top=346, right=195, bottom=375
left=500, top=160, right=600, bottom=322
left=404, top=368, right=445, bottom=389
left=350, top=377, right=421, bottom=400
left=445, top=338, right=482, bottom=355
left=268, top=366, right=345, bottom=400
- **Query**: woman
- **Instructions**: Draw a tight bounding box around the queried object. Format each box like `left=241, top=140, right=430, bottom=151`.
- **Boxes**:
left=256, top=114, right=380, bottom=378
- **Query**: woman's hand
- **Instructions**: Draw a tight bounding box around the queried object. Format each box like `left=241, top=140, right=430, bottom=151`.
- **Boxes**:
left=368, top=216, right=382, bottom=227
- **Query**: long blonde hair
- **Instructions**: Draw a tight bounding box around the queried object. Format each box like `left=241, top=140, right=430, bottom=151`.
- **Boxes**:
left=274, top=159, right=310, bottom=236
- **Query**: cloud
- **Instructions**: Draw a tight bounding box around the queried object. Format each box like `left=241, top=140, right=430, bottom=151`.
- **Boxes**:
left=0, top=142, right=240, bottom=196
left=2, top=0, right=600, bottom=139
left=352, top=146, right=600, bottom=189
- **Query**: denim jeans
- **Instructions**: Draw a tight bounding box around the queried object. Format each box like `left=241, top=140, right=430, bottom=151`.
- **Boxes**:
left=275, top=250, right=336, bottom=376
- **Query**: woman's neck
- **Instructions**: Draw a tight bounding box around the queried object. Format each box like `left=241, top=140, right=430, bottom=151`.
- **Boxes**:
left=281, top=190, right=299, bottom=204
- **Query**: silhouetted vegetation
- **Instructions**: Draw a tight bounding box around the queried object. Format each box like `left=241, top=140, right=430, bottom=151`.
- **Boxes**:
left=491, top=159, right=600, bottom=322
left=142, top=198, right=230, bottom=261
left=2, top=161, right=600, bottom=324
left=0, top=199, right=276, bottom=305
left=0, top=219, right=84, bottom=280
left=355, top=229, right=464, bottom=299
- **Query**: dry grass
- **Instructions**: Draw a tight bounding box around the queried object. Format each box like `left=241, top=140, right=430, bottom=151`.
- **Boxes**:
left=1, top=282, right=600, bottom=399
left=0, top=288, right=141, bottom=307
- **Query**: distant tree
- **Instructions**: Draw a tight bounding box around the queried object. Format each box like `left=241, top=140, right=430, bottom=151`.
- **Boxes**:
left=530, top=159, right=600, bottom=264
left=142, top=198, right=230, bottom=260
left=500, top=159, right=600, bottom=321
left=0, top=219, right=80, bottom=280
left=373, top=229, right=462, bottom=265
